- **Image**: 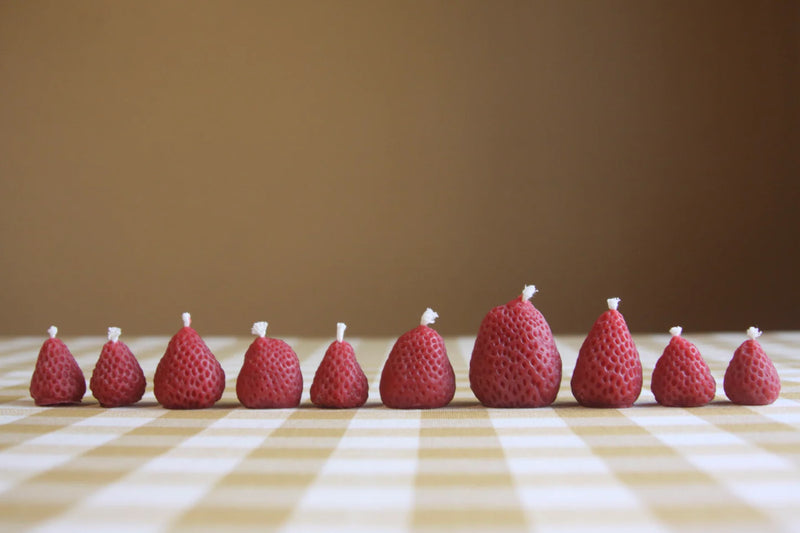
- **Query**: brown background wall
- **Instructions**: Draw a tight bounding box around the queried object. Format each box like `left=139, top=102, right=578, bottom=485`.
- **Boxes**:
left=1, top=1, right=798, bottom=337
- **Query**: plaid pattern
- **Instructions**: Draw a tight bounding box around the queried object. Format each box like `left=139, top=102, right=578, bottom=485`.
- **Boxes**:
left=0, top=332, right=798, bottom=532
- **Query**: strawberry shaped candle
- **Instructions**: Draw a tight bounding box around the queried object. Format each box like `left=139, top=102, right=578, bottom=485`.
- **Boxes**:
left=724, top=327, right=781, bottom=405
left=30, top=326, right=86, bottom=406
left=236, top=321, right=303, bottom=408
left=570, top=298, right=642, bottom=408
left=154, top=313, right=226, bottom=409
left=379, top=308, right=455, bottom=409
left=311, top=323, right=369, bottom=408
left=650, top=326, right=715, bottom=407
left=470, top=285, right=562, bottom=407
left=90, top=327, right=147, bottom=407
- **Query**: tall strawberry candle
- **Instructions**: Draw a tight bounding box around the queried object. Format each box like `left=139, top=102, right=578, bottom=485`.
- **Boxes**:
left=470, top=285, right=562, bottom=407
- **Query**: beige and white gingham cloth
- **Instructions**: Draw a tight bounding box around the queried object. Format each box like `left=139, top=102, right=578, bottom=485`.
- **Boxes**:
left=0, top=332, right=799, bottom=533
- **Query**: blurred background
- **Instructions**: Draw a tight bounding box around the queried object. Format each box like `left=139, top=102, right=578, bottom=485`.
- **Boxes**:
left=1, top=1, right=798, bottom=337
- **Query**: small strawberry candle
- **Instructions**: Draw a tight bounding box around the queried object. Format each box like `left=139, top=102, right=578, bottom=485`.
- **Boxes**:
left=30, top=326, right=86, bottom=406
left=310, top=322, right=369, bottom=408
left=650, top=326, right=715, bottom=407
left=90, top=326, right=146, bottom=407
left=724, top=327, right=781, bottom=405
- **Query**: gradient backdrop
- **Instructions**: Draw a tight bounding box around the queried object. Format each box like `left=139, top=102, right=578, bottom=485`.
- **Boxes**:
left=1, top=1, right=798, bottom=336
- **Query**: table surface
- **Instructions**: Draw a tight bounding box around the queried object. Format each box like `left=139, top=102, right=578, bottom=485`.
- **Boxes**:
left=0, top=332, right=798, bottom=533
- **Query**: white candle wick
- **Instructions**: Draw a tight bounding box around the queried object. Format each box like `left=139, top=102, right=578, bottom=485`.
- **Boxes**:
left=108, top=327, right=121, bottom=343
left=522, top=285, right=538, bottom=301
left=420, top=308, right=439, bottom=326
left=47, top=325, right=58, bottom=339
left=746, top=326, right=762, bottom=340
left=607, top=297, right=621, bottom=311
left=251, top=321, right=268, bottom=338
left=669, top=326, right=682, bottom=337
left=336, top=322, right=346, bottom=343
left=182, top=312, right=191, bottom=328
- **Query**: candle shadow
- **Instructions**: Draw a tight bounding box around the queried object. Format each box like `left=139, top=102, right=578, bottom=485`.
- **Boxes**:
left=298, top=399, right=485, bottom=410
left=208, top=399, right=244, bottom=410
left=550, top=399, right=581, bottom=409
left=26, top=396, right=746, bottom=411
left=445, top=399, right=484, bottom=409
left=128, top=400, right=161, bottom=408
left=296, top=402, right=374, bottom=410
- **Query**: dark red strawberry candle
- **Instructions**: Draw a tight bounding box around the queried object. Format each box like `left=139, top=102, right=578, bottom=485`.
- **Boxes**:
left=236, top=321, right=303, bottom=408
left=154, top=313, right=226, bottom=409
left=469, top=285, right=562, bottom=407
left=29, top=326, right=86, bottom=406
left=724, top=327, right=781, bottom=405
left=570, top=298, right=643, bottom=408
left=90, top=327, right=147, bottom=407
left=651, top=326, right=716, bottom=407
left=310, top=322, right=369, bottom=408
left=380, top=308, right=455, bottom=409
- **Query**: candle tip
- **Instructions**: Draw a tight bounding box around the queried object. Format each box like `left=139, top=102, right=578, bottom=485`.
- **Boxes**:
left=47, top=325, right=58, bottom=339
left=607, top=297, right=621, bottom=311
left=181, top=312, right=191, bottom=328
left=746, top=326, right=762, bottom=340
left=669, top=326, right=682, bottom=337
left=336, top=322, right=346, bottom=343
left=108, top=327, right=122, bottom=343
left=251, top=321, right=268, bottom=338
left=522, top=285, right=538, bottom=301
left=420, top=308, right=439, bottom=326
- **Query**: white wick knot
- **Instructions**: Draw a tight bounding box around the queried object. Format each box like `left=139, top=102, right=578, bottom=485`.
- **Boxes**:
left=108, top=327, right=122, bottom=343
left=336, top=322, right=346, bottom=343
left=251, top=321, right=268, bottom=338
left=47, top=325, right=58, bottom=339
left=182, top=312, right=192, bottom=328
left=420, top=308, right=439, bottom=326
left=746, top=326, right=762, bottom=340
left=522, top=285, right=538, bottom=301
left=607, top=297, right=621, bottom=311
left=669, top=326, right=682, bottom=337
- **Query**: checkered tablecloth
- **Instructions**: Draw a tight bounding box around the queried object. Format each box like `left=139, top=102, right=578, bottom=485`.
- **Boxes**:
left=1, top=332, right=798, bottom=532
